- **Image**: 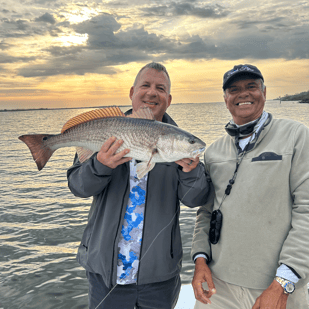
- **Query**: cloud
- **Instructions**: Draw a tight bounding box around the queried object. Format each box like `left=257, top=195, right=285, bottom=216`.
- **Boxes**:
left=34, top=13, right=56, bottom=24
left=74, top=13, right=121, bottom=48
left=0, top=52, right=36, bottom=63
left=2, top=0, right=307, bottom=80
left=0, top=89, right=52, bottom=97
left=17, top=13, right=173, bottom=77
left=17, top=49, right=118, bottom=77
left=0, top=42, right=11, bottom=50
left=140, top=2, right=229, bottom=18
left=0, top=18, right=47, bottom=38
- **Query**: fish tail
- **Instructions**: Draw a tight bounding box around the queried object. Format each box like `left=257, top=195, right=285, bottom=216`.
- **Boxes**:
left=18, top=134, right=55, bottom=170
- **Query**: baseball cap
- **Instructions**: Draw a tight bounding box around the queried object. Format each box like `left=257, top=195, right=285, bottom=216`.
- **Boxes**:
left=223, top=64, right=264, bottom=90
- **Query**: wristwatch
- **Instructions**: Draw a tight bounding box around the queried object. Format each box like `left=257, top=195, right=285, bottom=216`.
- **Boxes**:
left=275, top=276, right=295, bottom=294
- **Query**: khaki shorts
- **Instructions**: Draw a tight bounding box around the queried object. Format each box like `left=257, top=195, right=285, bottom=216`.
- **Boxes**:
left=194, top=276, right=309, bottom=309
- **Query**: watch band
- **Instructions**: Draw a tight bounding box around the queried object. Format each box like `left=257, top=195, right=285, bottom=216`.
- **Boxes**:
left=275, top=276, right=295, bottom=294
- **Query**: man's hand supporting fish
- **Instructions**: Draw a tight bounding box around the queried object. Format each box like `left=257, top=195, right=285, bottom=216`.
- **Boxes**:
left=98, top=136, right=200, bottom=173
left=96, top=137, right=132, bottom=169
left=175, top=157, right=200, bottom=172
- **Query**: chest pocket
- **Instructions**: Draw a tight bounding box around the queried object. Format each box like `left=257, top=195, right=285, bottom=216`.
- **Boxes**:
left=252, top=152, right=282, bottom=162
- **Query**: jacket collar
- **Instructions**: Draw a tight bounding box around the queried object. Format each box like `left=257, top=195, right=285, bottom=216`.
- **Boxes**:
left=231, top=113, right=273, bottom=154
left=124, top=108, right=177, bottom=127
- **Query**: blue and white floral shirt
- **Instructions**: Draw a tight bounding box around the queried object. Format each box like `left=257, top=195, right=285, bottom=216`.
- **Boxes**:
left=117, top=159, right=148, bottom=284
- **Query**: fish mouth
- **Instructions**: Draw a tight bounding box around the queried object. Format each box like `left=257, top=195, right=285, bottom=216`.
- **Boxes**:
left=192, top=147, right=206, bottom=157
left=236, top=102, right=253, bottom=106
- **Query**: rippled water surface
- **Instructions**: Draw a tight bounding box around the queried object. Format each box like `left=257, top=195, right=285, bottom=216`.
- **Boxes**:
left=1, top=101, right=309, bottom=308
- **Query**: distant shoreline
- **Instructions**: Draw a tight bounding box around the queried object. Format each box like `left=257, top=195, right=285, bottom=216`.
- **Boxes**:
left=0, top=106, right=129, bottom=112
left=1, top=100, right=302, bottom=112
left=0, top=102, right=204, bottom=112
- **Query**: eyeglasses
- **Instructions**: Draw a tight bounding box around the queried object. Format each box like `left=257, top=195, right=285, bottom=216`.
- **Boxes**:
left=209, top=209, right=223, bottom=245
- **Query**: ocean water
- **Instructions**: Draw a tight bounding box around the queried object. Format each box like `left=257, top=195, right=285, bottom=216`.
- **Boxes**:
left=1, top=101, right=309, bottom=308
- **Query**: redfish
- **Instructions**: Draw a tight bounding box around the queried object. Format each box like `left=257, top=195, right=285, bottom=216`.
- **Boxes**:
left=19, top=106, right=205, bottom=179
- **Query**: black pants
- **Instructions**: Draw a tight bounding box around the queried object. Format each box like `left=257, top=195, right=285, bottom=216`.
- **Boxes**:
left=86, top=271, right=181, bottom=309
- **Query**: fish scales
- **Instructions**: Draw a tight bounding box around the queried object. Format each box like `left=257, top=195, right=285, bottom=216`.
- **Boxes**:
left=62, top=117, right=164, bottom=161
left=18, top=106, right=206, bottom=178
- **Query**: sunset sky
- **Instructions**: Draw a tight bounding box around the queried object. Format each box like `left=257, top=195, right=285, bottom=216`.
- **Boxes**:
left=1, top=0, right=309, bottom=110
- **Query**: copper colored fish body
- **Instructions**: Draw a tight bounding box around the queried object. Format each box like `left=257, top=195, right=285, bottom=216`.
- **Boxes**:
left=19, top=106, right=206, bottom=178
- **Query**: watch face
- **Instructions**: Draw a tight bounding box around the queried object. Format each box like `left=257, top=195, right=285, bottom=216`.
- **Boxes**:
left=285, top=282, right=295, bottom=293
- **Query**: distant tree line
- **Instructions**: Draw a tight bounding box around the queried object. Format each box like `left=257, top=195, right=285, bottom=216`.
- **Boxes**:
left=278, top=90, right=309, bottom=103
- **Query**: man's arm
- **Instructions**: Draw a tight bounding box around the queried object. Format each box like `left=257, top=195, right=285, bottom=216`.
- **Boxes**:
left=277, top=124, right=309, bottom=283
left=191, top=180, right=215, bottom=258
left=192, top=257, right=216, bottom=305
left=191, top=181, right=216, bottom=303
left=252, top=280, right=289, bottom=309
left=252, top=123, right=309, bottom=309
left=67, top=137, right=131, bottom=198
left=176, top=157, right=210, bottom=207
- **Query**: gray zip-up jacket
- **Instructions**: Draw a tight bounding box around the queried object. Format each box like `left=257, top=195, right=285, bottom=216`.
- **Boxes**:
left=191, top=115, right=309, bottom=289
left=67, top=111, right=209, bottom=288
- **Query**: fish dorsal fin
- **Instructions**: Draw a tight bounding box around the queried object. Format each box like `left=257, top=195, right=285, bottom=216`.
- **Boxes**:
left=61, top=106, right=125, bottom=133
left=127, top=107, right=155, bottom=120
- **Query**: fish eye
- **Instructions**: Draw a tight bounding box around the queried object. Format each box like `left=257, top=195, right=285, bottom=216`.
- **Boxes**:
left=43, top=136, right=48, bottom=141
left=189, top=138, right=196, bottom=144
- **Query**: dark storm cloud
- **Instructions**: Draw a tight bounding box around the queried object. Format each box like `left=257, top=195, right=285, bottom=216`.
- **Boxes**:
left=140, top=2, right=229, bottom=18
left=34, top=12, right=56, bottom=24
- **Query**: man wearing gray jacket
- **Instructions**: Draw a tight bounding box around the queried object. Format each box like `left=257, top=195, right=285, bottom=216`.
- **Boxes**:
left=191, top=64, right=309, bottom=309
left=67, top=62, right=209, bottom=309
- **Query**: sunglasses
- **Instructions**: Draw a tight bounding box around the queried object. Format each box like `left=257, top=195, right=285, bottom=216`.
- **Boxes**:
left=209, top=209, right=223, bottom=245
left=225, top=122, right=256, bottom=137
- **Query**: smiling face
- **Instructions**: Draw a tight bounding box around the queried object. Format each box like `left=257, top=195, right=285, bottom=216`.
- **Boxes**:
left=130, top=68, right=172, bottom=121
left=224, top=78, right=266, bottom=125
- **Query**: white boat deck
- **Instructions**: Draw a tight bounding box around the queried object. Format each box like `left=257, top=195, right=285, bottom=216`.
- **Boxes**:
left=175, top=284, right=196, bottom=309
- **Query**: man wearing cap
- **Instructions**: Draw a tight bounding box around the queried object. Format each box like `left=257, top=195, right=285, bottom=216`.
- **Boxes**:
left=191, top=64, right=309, bottom=308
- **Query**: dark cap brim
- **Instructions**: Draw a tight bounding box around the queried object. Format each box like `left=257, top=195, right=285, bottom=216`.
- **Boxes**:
left=223, top=72, right=264, bottom=90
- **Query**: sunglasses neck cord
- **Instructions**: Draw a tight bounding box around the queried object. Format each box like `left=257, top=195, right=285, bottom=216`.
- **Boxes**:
left=217, top=139, right=251, bottom=212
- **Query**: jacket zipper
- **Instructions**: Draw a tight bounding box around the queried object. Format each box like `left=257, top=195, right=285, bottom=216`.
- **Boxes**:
left=110, top=164, right=130, bottom=287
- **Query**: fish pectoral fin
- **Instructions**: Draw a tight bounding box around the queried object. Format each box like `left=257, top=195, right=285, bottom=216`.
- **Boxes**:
left=76, top=147, right=95, bottom=163
left=127, top=107, right=155, bottom=121
left=146, top=148, right=158, bottom=166
left=136, top=162, right=156, bottom=179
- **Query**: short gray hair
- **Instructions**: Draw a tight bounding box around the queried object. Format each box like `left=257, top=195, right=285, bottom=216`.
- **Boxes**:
left=258, top=78, right=266, bottom=91
left=133, top=62, right=171, bottom=93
